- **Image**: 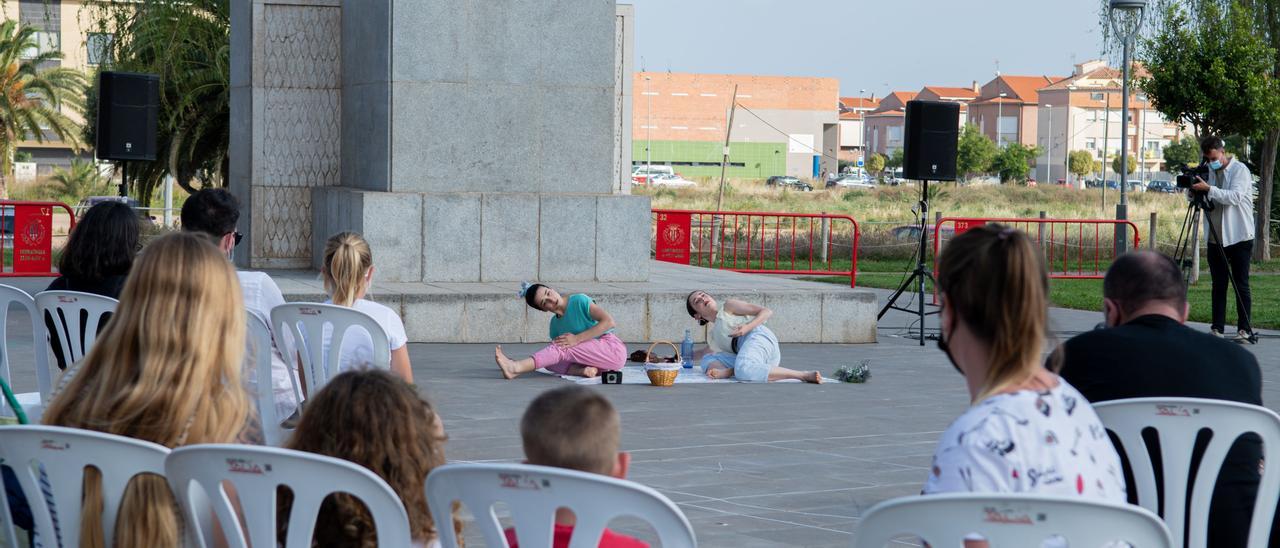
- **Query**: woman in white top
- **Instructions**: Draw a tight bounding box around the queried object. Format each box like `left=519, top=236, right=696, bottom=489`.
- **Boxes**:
left=320, top=232, right=413, bottom=383
left=684, top=291, right=821, bottom=383
left=926, top=224, right=1125, bottom=503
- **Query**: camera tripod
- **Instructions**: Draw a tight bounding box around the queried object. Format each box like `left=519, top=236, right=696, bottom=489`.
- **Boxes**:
left=1173, top=193, right=1258, bottom=344
left=877, top=179, right=938, bottom=346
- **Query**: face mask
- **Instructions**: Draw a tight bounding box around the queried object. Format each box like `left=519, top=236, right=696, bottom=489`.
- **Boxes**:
left=1209, top=159, right=1223, bottom=170
left=937, top=306, right=963, bottom=376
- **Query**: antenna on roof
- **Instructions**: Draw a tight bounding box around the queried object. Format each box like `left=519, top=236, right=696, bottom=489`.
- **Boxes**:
left=995, top=59, right=1000, bottom=76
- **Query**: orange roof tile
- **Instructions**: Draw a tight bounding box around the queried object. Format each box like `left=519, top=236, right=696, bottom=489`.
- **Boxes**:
left=839, top=96, right=880, bottom=110
left=971, top=74, right=1066, bottom=105
left=922, top=86, right=979, bottom=100
left=871, top=91, right=917, bottom=113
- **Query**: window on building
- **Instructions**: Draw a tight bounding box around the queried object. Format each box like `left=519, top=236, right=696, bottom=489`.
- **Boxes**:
left=21, top=31, right=59, bottom=59
left=886, top=126, right=903, bottom=143
left=1136, top=93, right=1147, bottom=102
left=86, top=33, right=112, bottom=66
left=1090, top=92, right=1104, bottom=101
left=1086, top=138, right=1096, bottom=150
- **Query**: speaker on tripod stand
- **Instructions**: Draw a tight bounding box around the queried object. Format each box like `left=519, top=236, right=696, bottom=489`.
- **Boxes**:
left=94, top=71, right=159, bottom=197
left=877, top=100, right=959, bottom=345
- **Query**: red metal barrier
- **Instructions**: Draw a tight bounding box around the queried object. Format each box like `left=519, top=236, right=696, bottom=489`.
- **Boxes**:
left=652, top=209, right=860, bottom=287
left=933, top=217, right=1142, bottom=280
left=0, top=201, right=76, bottom=277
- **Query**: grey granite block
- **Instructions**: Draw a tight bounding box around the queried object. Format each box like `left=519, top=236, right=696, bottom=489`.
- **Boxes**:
left=462, top=293, right=527, bottom=343
left=403, top=294, right=466, bottom=343
left=360, top=191, right=423, bottom=282
left=762, top=292, right=822, bottom=343
left=538, top=195, right=596, bottom=282
left=595, top=195, right=650, bottom=282
left=341, top=0, right=390, bottom=86
left=480, top=193, right=539, bottom=282
left=341, top=82, right=391, bottom=191
left=539, top=85, right=614, bottom=194
left=591, top=292, right=646, bottom=343
left=821, top=291, right=878, bottom=343
left=423, top=194, right=482, bottom=282
left=539, top=0, right=615, bottom=88
left=465, top=0, right=541, bottom=86
left=390, top=0, right=467, bottom=83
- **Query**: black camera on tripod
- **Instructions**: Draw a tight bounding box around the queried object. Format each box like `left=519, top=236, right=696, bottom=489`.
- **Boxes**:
left=1175, top=162, right=1211, bottom=189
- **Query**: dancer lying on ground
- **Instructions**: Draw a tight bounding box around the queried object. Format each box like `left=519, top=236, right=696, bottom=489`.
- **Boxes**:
left=685, top=291, right=821, bottom=383
left=495, top=283, right=627, bottom=379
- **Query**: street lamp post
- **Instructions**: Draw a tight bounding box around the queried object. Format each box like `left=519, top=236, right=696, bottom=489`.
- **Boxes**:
left=997, top=91, right=1008, bottom=146
left=1109, top=0, right=1147, bottom=252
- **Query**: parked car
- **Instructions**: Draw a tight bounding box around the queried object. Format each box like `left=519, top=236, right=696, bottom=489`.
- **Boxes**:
left=648, top=173, right=696, bottom=188
left=1105, top=180, right=1119, bottom=189
left=1147, top=180, right=1177, bottom=193
left=765, top=176, right=813, bottom=191
left=631, top=165, right=674, bottom=185
left=77, top=196, right=155, bottom=224
left=827, top=175, right=874, bottom=190
left=890, top=225, right=956, bottom=242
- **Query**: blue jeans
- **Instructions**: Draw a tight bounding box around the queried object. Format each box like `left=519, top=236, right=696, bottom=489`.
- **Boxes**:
left=699, top=326, right=780, bottom=382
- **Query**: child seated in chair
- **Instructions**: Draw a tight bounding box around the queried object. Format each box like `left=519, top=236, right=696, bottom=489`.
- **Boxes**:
left=320, top=231, right=412, bottom=383
left=508, top=386, right=647, bottom=548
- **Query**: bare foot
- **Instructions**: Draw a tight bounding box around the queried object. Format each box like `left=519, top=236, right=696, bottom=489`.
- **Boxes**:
left=805, top=371, right=822, bottom=384
left=494, top=346, right=518, bottom=380
left=706, top=367, right=732, bottom=379
left=582, top=366, right=599, bottom=378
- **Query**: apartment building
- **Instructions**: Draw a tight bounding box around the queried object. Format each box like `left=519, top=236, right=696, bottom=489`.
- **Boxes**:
left=863, top=91, right=914, bottom=157
left=4, top=0, right=102, bottom=175
left=1035, top=60, right=1181, bottom=185
left=967, top=74, right=1064, bottom=147
left=633, top=72, right=839, bottom=179
left=837, top=96, right=878, bottom=164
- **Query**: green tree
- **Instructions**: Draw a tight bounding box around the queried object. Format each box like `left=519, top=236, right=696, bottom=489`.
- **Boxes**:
left=1139, top=0, right=1280, bottom=258
left=886, top=148, right=905, bottom=170
left=1162, top=137, right=1201, bottom=168
left=956, top=124, right=998, bottom=180
left=48, top=160, right=107, bottom=202
left=866, top=153, right=886, bottom=175
left=1069, top=150, right=1095, bottom=181
left=1111, top=154, right=1138, bottom=175
left=86, top=0, right=230, bottom=204
left=992, top=143, right=1040, bottom=183
left=0, top=20, right=87, bottom=198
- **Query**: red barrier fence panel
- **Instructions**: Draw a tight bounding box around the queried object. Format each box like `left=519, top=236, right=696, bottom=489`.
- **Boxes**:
left=933, top=217, right=1142, bottom=281
left=652, top=209, right=861, bottom=288
left=0, top=201, right=76, bottom=277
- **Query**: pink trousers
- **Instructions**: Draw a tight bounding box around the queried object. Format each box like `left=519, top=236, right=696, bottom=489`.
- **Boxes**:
left=533, top=333, right=627, bottom=375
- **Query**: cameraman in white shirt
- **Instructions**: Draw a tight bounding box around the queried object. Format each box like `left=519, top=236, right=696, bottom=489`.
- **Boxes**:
left=1190, top=135, right=1256, bottom=343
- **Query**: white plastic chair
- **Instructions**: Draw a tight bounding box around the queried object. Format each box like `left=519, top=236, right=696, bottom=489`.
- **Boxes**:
left=270, top=303, right=390, bottom=396
left=851, top=492, right=1172, bottom=547
left=1094, top=397, right=1280, bottom=548
left=425, top=463, right=696, bottom=548
left=165, top=443, right=412, bottom=548
left=0, top=425, right=170, bottom=548
left=35, top=290, right=118, bottom=373
left=245, top=313, right=299, bottom=447
left=0, top=285, right=51, bottom=421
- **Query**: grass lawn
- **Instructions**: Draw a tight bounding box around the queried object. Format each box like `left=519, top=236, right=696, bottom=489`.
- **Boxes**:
left=805, top=267, right=1280, bottom=330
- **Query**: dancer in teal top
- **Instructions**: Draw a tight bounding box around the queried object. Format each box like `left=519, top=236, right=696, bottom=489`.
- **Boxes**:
left=496, top=283, right=628, bottom=379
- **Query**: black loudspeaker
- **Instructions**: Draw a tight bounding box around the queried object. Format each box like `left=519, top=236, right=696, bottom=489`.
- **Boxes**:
left=95, top=72, right=159, bottom=161
left=903, top=100, right=959, bottom=181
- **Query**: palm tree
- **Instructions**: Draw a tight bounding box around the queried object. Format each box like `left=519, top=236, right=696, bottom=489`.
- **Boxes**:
left=48, top=160, right=106, bottom=201
left=0, top=20, right=87, bottom=198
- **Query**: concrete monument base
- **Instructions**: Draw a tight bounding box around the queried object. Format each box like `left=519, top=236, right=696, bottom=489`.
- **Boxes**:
left=269, top=261, right=878, bottom=344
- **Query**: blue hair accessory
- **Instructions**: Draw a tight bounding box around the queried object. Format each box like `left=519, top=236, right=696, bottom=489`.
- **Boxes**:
left=518, top=281, right=532, bottom=298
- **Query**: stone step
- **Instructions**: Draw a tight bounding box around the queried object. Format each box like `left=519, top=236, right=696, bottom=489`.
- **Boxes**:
left=271, top=261, right=877, bottom=344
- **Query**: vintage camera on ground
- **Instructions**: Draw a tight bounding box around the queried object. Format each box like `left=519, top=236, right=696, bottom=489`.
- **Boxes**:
left=1175, top=162, right=1211, bottom=189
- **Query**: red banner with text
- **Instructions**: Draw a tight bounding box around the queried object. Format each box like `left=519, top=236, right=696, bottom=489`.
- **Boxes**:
left=655, top=211, right=691, bottom=264
left=12, top=204, right=52, bottom=274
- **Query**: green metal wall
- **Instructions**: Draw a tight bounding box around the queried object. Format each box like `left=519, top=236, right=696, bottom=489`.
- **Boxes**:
left=632, top=140, right=786, bottom=179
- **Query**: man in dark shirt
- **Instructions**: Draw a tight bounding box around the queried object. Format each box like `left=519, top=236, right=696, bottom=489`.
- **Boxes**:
left=1058, top=251, right=1265, bottom=546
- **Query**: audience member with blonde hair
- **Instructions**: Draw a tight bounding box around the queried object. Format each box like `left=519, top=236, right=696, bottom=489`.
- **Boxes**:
left=280, top=370, right=456, bottom=547
left=926, top=225, right=1124, bottom=503
left=320, top=231, right=412, bottom=382
left=41, top=231, right=253, bottom=547
left=508, top=386, right=646, bottom=548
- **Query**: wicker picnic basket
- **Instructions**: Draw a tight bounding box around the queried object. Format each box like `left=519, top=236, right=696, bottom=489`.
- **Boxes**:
left=643, top=341, right=681, bottom=387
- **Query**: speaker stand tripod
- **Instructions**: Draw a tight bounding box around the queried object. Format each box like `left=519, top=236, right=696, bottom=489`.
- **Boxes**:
left=877, top=179, right=938, bottom=346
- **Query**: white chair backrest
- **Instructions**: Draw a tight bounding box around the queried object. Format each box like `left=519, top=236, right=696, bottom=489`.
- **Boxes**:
left=270, top=303, right=389, bottom=396
left=0, top=425, right=170, bottom=548
left=0, top=284, right=50, bottom=418
left=34, top=291, right=118, bottom=372
left=245, top=312, right=295, bottom=447
left=851, top=493, right=1172, bottom=547
left=1094, top=397, right=1280, bottom=548
left=165, top=444, right=411, bottom=548
left=426, top=463, right=696, bottom=548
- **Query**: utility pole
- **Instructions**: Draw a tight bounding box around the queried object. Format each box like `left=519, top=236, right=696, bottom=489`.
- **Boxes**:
left=715, top=85, right=739, bottom=213
left=1102, top=89, right=1110, bottom=214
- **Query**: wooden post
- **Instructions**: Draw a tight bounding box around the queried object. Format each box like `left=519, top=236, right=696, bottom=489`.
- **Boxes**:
left=820, top=212, right=829, bottom=263
left=1148, top=211, right=1157, bottom=250
left=715, top=85, right=738, bottom=214
left=1038, top=211, right=1048, bottom=263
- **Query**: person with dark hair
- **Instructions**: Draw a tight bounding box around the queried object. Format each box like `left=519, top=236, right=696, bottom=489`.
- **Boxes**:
left=493, top=282, right=626, bottom=379
left=1191, top=135, right=1256, bottom=343
left=1057, top=250, right=1266, bottom=547
left=47, top=200, right=139, bottom=298
left=684, top=290, right=821, bottom=383
left=181, top=188, right=299, bottom=422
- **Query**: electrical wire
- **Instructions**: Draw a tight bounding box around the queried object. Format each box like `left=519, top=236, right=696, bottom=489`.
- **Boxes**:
left=733, top=102, right=846, bottom=165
